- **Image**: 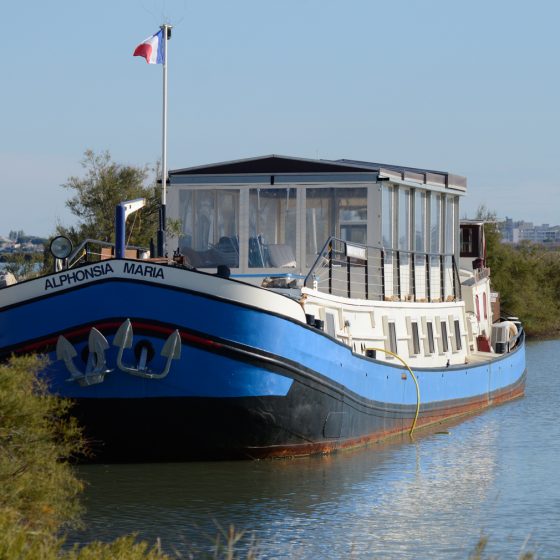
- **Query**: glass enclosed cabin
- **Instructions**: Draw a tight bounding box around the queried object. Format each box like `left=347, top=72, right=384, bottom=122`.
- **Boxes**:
left=167, top=156, right=466, bottom=301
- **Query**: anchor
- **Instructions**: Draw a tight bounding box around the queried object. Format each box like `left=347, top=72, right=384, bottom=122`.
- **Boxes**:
left=113, top=319, right=181, bottom=379
left=56, top=327, right=112, bottom=386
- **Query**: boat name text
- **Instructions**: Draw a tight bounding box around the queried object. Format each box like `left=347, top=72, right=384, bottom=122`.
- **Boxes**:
left=44, top=263, right=115, bottom=291
left=43, top=262, right=164, bottom=291
left=123, top=263, right=165, bottom=279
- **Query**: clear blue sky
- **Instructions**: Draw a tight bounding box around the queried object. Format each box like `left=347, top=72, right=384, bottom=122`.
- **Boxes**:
left=2, top=0, right=559, bottom=236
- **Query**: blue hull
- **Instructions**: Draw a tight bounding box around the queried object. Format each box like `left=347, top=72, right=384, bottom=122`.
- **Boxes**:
left=0, top=263, right=526, bottom=460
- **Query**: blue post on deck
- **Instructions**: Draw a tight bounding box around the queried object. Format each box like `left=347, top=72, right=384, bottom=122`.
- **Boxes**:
left=114, top=199, right=147, bottom=259
left=115, top=204, right=126, bottom=259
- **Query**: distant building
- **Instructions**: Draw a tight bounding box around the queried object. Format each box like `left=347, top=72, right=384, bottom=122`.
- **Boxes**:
left=499, top=217, right=560, bottom=244
left=0, top=235, right=46, bottom=255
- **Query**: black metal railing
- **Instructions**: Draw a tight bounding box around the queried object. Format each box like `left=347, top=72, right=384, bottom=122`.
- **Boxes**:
left=66, top=239, right=148, bottom=269
left=304, top=237, right=461, bottom=302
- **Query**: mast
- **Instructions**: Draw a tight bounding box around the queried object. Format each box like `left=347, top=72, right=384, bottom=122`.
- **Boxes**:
left=157, top=23, right=172, bottom=257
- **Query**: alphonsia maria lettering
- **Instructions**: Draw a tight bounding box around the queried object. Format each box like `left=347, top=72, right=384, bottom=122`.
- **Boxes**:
left=44, top=262, right=166, bottom=291
left=44, top=263, right=115, bottom=291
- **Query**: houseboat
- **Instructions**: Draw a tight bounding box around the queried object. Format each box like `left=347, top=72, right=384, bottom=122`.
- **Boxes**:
left=0, top=155, right=525, bottom=460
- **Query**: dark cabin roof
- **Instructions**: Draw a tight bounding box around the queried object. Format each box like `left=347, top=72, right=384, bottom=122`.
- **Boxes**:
left=169, top=155, right=374, bottom=175
left=169, top=154, right=466, bottom=190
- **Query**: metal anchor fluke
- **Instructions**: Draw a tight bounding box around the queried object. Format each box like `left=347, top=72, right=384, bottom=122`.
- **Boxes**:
left=57, top=328, right=111, bottom=386
left=56, top=335, right=82, bottom=380
left=157, top=330, right=182, bottom=379
left=87, top=328, right=110, bottom=374
left=114, top=319, right=136, bottom=376
left=113, top=319, right=181, bottom=379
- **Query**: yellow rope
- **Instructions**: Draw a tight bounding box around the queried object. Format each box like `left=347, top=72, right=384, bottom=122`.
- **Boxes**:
left=367, top=347, right=421, bottom=437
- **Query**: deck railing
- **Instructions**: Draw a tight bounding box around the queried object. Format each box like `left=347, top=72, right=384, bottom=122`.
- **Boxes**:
left=304, top=237, right=461, bottom=302
left=66, top=239, right=148, bottom=269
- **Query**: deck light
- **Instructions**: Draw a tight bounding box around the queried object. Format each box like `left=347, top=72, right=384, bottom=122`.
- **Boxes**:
left=50, top=236, right=73, bottom=260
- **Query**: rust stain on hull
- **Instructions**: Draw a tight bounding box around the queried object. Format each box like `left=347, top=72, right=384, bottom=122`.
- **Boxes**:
left=244, top=376, right=526, bottom=460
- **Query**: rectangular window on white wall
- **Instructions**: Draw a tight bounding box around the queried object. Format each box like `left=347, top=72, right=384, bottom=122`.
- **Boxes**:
left=427, top=321, right=435, bottom=354
left=412, top=322, right=420, bottom=355
left=406, top=317, right=420, bottom=356
left=454, top=319, right=462, bottom=351
left=441, top=320, right=449, bottom=353
left=388, top=322, right=397, bottom=353
left=382, top=316, right=397, bottom=356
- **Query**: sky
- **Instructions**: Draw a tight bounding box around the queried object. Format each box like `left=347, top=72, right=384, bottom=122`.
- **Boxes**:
left=2, top=0, right=560, bottom=237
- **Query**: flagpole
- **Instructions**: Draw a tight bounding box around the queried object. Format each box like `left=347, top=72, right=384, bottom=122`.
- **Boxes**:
left=157, top=23, right=171, bottom=257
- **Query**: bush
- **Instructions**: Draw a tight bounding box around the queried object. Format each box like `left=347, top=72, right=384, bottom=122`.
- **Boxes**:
left=0, top=355, right=84, bottom=535
left=486, top=227, right=560, bottom=336
left=0, top=355, right=170, bottom=559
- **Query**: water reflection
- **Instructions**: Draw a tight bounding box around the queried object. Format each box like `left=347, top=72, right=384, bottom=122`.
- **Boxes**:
left=74, top=422, right=497, bottom=558
left=73, top=341, right=560, bottom=559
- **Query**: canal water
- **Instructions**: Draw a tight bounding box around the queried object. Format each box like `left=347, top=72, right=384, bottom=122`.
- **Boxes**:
left=71, top=339, right=560, bottom=559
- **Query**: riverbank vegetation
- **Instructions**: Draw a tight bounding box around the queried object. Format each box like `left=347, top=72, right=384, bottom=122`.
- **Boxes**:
left=0, top=355, right=171, bottom=559
left=484, top=219, right=560, bottom=337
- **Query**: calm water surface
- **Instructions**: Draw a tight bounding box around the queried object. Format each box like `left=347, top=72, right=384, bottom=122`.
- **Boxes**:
left=72, top=340, right=560, bottom=558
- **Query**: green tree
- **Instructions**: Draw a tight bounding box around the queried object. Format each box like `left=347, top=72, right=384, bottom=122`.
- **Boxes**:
left=57, top=150, right=162, bottom=250
left=474, top=206, right=560, bottom=336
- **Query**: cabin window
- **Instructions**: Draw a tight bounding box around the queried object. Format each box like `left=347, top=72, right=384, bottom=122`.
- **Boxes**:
left=249, top=188, right=297, bottom=268
left=460, top=225, right=480, bottom=257
left=426, top=322, right=435, bottom=354
left=388, top=321, right=397, bottom=353
left=305, top=187, right=367, bottom=266
left=475, top=295, right=481, bottom=322
left=444, top=195, right=455, bottom=254
left=441, top=321, right=449, bottom=352
left=461, top=226, right=474, bottom=255
left=398, top=188, right=412, bottom=296
left=411, top=322, right=420, bottom=355
left=443, top=196, right=456, bottom=299
left=414, top=190, right=426, bottom=253
left=414, top=190, right=427, bottom=299
left=430, top=193, right=441, bottom=254
left=483, top=293, right=488, bottom=319
left=398, top=188, right=411, bottom=252
left=382, top=185, right=394, bottom=249
left=179, top=189, right=240, bottom=268
left=454, top=319, right=462, bottom=351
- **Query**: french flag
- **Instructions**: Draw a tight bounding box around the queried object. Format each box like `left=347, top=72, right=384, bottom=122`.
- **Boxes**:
left=133, top=29, right=165, bottom=64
